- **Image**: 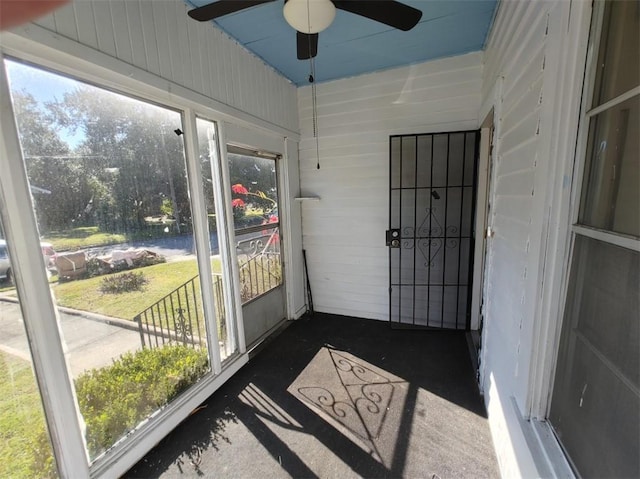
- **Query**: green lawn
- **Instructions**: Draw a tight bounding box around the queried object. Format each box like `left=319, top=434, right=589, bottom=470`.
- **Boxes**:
left=42, top=225, right=182, bottom=251
left=43, top=226, right=127, bottom=251
left=0, top=353, right=55, bottom=478
left=52, top=259, right=222, bottom=321
left=0, top=346, right=209, bottom=475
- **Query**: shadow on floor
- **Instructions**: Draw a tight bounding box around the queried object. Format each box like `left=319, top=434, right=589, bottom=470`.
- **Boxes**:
left=125, top=313, right=499, bottom=478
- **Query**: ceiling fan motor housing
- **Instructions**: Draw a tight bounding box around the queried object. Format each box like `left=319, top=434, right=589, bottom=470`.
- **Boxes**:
left=283, top=0, right=336, bottom=34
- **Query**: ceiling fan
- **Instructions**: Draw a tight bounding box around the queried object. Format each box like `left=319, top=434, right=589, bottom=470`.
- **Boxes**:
left=187, top=0, right=423, bottom=60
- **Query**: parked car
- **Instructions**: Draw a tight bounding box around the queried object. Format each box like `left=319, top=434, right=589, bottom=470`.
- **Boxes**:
left=41, top=242, right=57, bottom=272
left=0, top=240, right=11, bottom=283
left=0, top=239, right=59, bottom=283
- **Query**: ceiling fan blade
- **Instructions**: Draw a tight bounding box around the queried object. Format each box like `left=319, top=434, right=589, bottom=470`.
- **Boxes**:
left=333, top=0, right=422, bottom=31
left=187, top=0, right=276, bottom=21
left=297, top=32, right=318, bottom=60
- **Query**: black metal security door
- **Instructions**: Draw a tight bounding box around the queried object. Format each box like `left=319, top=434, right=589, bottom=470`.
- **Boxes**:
left=388, top=131, right=479, bottom=329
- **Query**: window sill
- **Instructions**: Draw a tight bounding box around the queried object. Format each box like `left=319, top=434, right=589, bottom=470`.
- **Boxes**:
left=529, top=419, right=576, bottom=478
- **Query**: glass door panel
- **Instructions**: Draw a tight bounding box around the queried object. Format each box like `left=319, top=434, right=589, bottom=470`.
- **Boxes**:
left=5, top=59, right=213, bottom=461
left=227, top=149, right=285, bottom=346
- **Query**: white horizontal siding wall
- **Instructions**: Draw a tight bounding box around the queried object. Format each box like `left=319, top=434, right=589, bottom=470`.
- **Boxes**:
left=298, top=53, right=482, bottom=320
left=482, top=0, right=547, bottom=401
left=479, top=1, right=592, bottom=477
left=480, top=2, right=550, bottom=476
left=26, top=0, right=298, bottom=133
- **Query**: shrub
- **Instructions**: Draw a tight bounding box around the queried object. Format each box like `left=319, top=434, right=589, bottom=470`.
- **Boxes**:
left=99, top=272, right=148, bottom=294
left=86, top=257, right=110, bottom=277
left=75, top=345, right=209, bottom=457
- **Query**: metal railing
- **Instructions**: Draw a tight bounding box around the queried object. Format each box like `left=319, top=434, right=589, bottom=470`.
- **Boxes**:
left=133, top=250, right=282, bottom=350
left=238, top=252, right=282, bottom=302
left=134, top=275, right=205, bottom=349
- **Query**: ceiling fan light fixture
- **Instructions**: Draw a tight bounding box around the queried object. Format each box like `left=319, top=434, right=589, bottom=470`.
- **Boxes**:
left=284, top=0, right=336, bottom=34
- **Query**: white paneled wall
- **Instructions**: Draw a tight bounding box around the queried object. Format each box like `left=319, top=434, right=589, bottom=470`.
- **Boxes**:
left=479, top=2, right=550, bottom=476
left=479, top=1, right=590, bottom=477
left=482, top=0, right=547, bottom=399
left=31, top=0, right=298, bottom=133
left=298, top=53, right=482, bottom=320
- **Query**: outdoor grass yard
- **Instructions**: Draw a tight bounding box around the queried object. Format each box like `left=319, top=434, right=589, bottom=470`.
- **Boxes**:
left=0, top=282, right=15, bottom=293
left=43, top=226, right=127, bottom=251
left=0, top=347, right=209, bottom=476
left=0, top=352, right=53, bottom=478
left=53, top=258, right=222, bottom=321
left=42, top=225, right=178, bottom=251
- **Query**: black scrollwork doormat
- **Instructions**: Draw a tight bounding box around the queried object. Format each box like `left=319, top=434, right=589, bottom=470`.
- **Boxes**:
left=125, top=313, right=499, bottom=479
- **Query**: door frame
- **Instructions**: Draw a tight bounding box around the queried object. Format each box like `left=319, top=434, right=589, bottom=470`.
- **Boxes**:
left=466, top=111, right=496, bottom=375
left=470, top=111, right=496, bottom=332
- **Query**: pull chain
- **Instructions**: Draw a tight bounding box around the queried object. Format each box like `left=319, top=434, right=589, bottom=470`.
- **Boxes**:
left=309, top=59, right=320, bottom=170
left=306, top=0, right=320, bottom=169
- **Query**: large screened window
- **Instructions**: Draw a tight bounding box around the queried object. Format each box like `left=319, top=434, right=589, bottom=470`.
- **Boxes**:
left=549, top=2, right=639, bottom=477
left=1, top=58, right=240, bottom=473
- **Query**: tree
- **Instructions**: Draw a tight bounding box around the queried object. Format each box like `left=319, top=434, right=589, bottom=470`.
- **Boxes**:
left=227, top=153, right=278, bottom=208
left=49, top=86, right=191, bottom=233
left=11, top=91, right=92, bottom=231
left=227, top=153, right=278, bottom=215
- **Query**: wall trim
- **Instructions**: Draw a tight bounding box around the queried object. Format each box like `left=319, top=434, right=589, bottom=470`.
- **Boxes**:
left=526, top=0, right=593, bottom=420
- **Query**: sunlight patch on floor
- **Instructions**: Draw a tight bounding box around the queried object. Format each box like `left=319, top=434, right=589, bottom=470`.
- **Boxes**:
left=287, top=346, right=409, bottom=468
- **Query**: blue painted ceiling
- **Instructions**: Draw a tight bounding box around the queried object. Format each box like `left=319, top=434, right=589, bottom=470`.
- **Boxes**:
left=186, top=0, right=497, bottom=86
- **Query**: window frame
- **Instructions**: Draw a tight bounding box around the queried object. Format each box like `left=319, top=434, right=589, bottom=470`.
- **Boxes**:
left=0, top=40, right=286, bottom=477
left=558, top=0, right=640, bottom=404
left=508, top=1, right=604, bottom=477
left=534, top=0, right=639, bottom=476
left=0, top=59, right=89, bottom=478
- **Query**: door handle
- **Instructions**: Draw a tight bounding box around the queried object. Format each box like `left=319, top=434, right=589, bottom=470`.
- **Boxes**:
left=386, top=229, right=400, bottom=248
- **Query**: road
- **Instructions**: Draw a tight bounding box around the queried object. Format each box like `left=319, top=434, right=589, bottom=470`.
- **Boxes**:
left=0, top=229, right=273, bottom=376
left=85, top=230, right=267, bottom=261
left=0, top=299, right=141, bottom=378
left=86, top=233, right=210, bottom=260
